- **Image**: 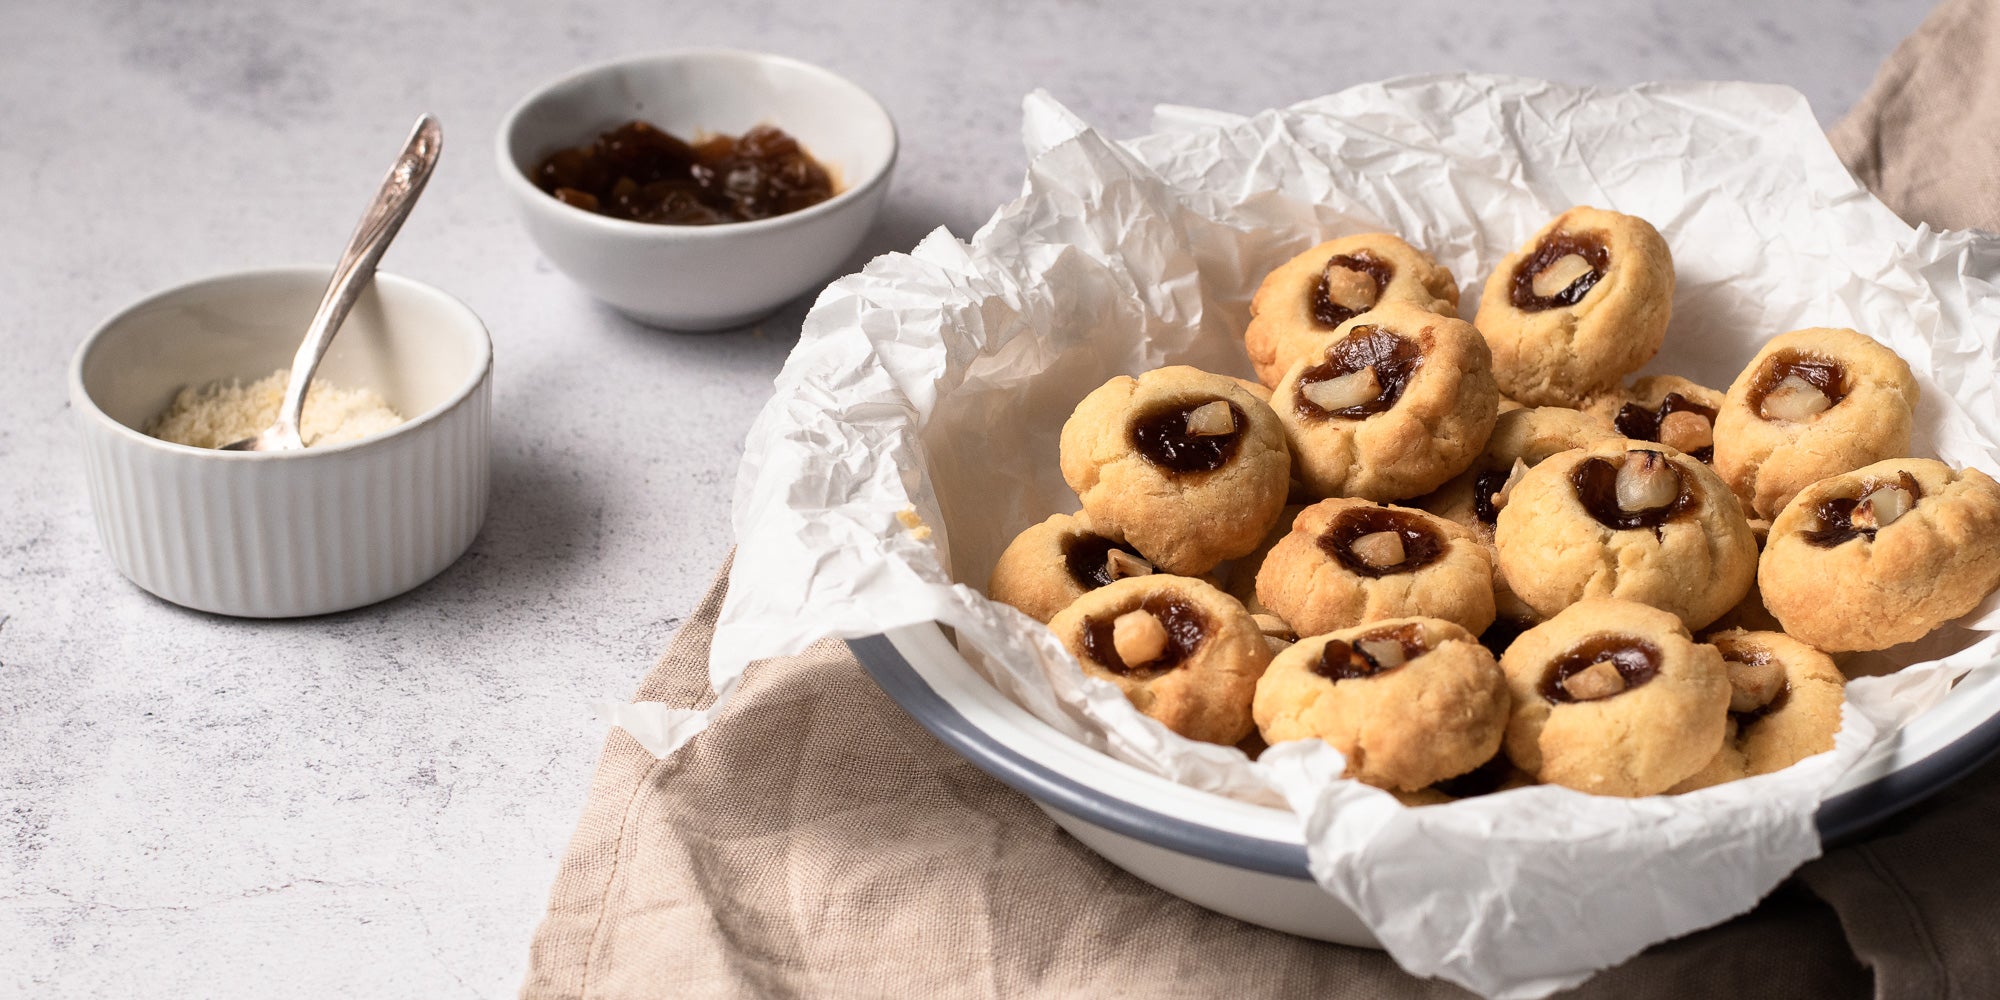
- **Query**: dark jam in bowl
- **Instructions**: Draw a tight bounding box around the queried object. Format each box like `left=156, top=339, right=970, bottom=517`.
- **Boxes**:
left=1079, top=594, right=1210, bottom=677
left=1293, top=326, right=1424, bottom=419
left=1571, top=454, right=1696, bottom=530
left=531, top=120, right=836, bottom=225
left=1746, top=352, right=1849, bottom=414
left=1318, top=506, right=1446, bottom=577
left=1130, top=401, right=1247, bottom=475
left=1615, top=392, right=1719, bottom=463
left=1509, top=232, right=1611, bottom=311
left=1802, top=471, right=1922, bottom=548
left=1311, top=623, right=1427, bottom=682
left=1540, top=636, right=1661, bottom=703
left=1310, top=251, right=1395, bottom=329
left=1061, top=533, right=1147, bottom=590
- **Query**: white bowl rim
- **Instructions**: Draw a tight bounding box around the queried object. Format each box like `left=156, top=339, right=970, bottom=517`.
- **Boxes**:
left=68, top=266, right=494, bottom=461
left=493, top=47, right=901, bottom=240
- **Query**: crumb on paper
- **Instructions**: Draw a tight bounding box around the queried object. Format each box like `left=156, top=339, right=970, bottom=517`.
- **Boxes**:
left=896, top=506, right=932, bottom=541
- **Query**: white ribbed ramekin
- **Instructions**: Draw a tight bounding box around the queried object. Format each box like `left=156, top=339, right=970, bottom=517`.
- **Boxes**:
left=70, top=268, right=493, bottom=618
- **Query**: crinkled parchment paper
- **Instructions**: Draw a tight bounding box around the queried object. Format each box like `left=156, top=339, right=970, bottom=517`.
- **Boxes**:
left=600, top=76, right=2000, bottom=998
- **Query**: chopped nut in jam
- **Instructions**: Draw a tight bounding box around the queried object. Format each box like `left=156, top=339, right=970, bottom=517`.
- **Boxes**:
left=1301, top=366, right=1382, bottom=413
left=1560, top=659, right=1626, bottom=701
left=1726, top=655, right=1786, bottom=714
left=1531, top=254, right=1597, bottom=300
left=1184, top=400, right=1237, bottom=437
left=1111, top=609, right=1170, bottom=666
left=1105, top=548, right=1155, bottom=582
left=1293, top=326, right=1423, bottom=419
left=1760, top=374, right=1833, bottom=422
left=1131, top=401, right=1248, bottom=474
left=1062, top=534, right=1150, bottom=590
left=1311, top=252, right=1394, bottom=328
left=1748, top=353, right=1847, bottom=423
left=1573, top=452, right=1694, bottom=530
left=1348, top=530, right=1407, bottom=570
left=1540, top=635, right=1662, bottom=703
left=1312, top=623, right=1427, bottom=681
left=1080, top=595, right=1211, bottom=676
left=1802, top=471, right=1923, bottom=547
left=1510, top=232, right=1610, bottom=311
left=1355, top=637, right=1408, bottom=670
left=1320, top=507, right=1446, bottom=577
left=1850, top=483, right=1913, bottom=531
left=1487, top=458, right=1530, bottom=519
left=1616, top=392, right=1719, bottom=462
left=1657, top=409, right=1714, bottom=455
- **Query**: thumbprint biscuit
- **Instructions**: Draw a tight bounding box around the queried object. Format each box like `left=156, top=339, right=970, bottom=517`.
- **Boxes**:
left=1253, top=617, right=1509, bottom=791
left=1586, top=374, right=1724, bottom=464
left=1670, top=629, right=1845, bottom=791
left=1272, top=300, right=1499, bottom=500
left=1500, top=599, right=1729, bottom=797
left=1712, top=328, right=1920, bottom=520
left=1493, top=440, right=1757, bottom=630
left=1060, top=366, right=1292, bottom=575
left=1048, top=575, right=1271, bottom=745
left=1255, top=498, right=1496, bottom=637
left=1417, top=405, right=1619, bottom=624
left=1475, top=207, right=1675, bottom=406
left=988, top=512, right=1156, bottom=623
left=1244, top=233, right=1460, bottom=387
left=1760, top=459, right=2000, bottom=651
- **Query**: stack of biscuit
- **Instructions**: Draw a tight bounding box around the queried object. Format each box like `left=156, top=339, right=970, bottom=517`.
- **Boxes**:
left=988, top=207, right=2000, bottom=800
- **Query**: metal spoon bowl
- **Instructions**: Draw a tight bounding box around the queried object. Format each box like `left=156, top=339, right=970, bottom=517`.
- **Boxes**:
left=223, top=114, right=443, bottom=451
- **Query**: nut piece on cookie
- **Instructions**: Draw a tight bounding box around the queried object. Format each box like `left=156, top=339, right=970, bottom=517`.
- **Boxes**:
left=1670, top=629, right=1846, bottom=792
left=1585, top=374, right=1724, bottom=464
left=1244, top=233, right=1461, bottom=387
left=1711, top=328, right=1921, bottom=520
left=1474, top=206, right=1675, bottom=407
left=1255, top=498, right=1496, bottom=637
left=1059, top=366, right=1293, bottom=576
left=1048, top=575, right=1273, bottom=745
left=1500, top=599, right=1730, bottom=796
left=1254, top=617, right=1509, bottom=791
left=988, top=512, right=1154, bottom=623
left=1759, top=458, right=2000, bottom=651
left=1271, top=300, right=1500, bottom=500
left=1493, top=440, right=1758, bottom=630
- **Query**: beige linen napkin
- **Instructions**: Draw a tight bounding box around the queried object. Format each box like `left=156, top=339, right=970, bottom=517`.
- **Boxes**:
left=524, top=2, right=2000, bottom=994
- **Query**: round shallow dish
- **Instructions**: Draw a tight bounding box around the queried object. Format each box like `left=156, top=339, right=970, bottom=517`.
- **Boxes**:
left=70, top=267, right=493, bottom=618
left=496, top=49, right=898, bottom=330
left=852, top=623, right=2000, bottom=946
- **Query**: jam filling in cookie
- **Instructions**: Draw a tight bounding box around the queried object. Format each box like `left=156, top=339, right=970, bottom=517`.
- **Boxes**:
left=1060, top=533, right=1155, bottom=590
left=1319, top=506, right=1447, bottom=577
left=1292, top=326, right=1424, bottom=419
left=1719, top=644, right=1789, bottom=722
left=1801, top=471, right=1922, bottom=547
left=1079, top=593, right=1211, bottom=677
left=1311, top=622, right=1427, bottom=681
left=1129, top=399, right=1248, bottom=474
left=1509, top=232, right=1611, bottom=311
left=1311, top=252, right=1394, bottom=328
left=1616, top=393, right=1719, bottom=462
left=1539, top=635, right=1662, bottom=703
left=1747, top=352, right=1850, bottom=422
left=1572, top=450, right=1696, bottom=530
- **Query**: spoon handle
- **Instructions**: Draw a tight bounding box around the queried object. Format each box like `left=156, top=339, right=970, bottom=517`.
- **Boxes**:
left=273, top=114, right=443, bottom=444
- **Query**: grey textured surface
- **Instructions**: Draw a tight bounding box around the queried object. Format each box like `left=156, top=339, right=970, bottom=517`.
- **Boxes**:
left=0, top=0, right=1931, bottom=996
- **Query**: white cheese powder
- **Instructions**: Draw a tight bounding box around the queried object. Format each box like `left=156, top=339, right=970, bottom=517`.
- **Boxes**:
left=146, top=370, right=405, bottom=449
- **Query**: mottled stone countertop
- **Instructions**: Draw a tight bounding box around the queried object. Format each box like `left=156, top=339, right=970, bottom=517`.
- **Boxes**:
left=0, top=0, right=1930, bottom=995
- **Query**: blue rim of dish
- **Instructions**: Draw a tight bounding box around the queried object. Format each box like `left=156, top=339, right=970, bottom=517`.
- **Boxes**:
left=850, top=632, right=2000, bottom=880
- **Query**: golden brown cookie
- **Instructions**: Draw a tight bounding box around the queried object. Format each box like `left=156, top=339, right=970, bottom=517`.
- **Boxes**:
left=1670, top=629, right=1845, bottom=791
left=987, top=512, right=1156, bottom=623
left=1493, top=440, right=1757, bottom=630
left=1417, top=405, right=1619, bottom=624
left=1047, top=575, right=1271, bottom=745
left=1271, top=300, right=1499, bottom=500
left=1474, top=207, right=1675, bottom=406
left=1255, top=498, right=1496, bottom=637
left=1760, top=459, right=2000, bottom=651
left=1500, top=599, right=1729, bottom=796
left=1711, top=328, right=1920, bottom=520
left=1060, top=366, right=1292, bottom=575
left=1254, top=617, right=1509, bottom=790
left=1585, top=375, right=1724, bottom=464
left=1244, top=233, right=1460, bottom=387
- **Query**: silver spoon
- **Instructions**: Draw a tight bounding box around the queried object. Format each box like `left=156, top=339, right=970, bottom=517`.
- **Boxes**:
left=223, top=114, right=443, bottom=451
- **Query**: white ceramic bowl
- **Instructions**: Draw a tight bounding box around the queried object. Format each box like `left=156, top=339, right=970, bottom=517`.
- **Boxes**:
left=70, top=268, right=493, bottom=618
left=496, top=50, right=898, bottom=330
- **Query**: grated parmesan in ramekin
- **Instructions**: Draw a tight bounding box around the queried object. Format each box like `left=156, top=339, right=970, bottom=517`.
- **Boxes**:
left=145, top=370, right=405, bottom=449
